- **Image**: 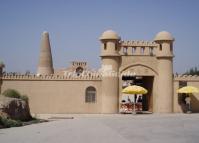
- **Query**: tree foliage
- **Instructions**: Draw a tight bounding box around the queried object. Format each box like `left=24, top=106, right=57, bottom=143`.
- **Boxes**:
left=184, top=67, right=199, bottom=75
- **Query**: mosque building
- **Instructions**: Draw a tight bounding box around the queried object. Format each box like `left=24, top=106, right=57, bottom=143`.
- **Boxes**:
left=0, top=30, right=199, bottom=114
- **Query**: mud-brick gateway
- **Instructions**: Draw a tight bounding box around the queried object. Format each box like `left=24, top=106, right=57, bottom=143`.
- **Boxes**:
left=1, top=30, right=199, bottom=114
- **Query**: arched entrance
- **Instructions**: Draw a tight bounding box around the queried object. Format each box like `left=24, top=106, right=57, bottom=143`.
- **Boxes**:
left=119, top=64, right=158, bottom=112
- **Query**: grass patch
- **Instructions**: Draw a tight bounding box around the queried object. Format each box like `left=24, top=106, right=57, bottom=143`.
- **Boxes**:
left=0, top=116, right=22, bottom=128
left=0, top=116, right=48, bottom=129
left=22, top=118, right=48, bottom=126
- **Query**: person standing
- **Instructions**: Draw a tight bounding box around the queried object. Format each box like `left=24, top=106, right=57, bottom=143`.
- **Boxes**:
left=185, top=95, right=191, bottom=113
left=137, top=96, right=142, bottom=111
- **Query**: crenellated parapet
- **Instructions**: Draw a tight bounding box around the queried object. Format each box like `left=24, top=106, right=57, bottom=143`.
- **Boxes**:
left=2, top=73, right=102, bottom=81
left=120, top=40, right=158, bottom=56
left=174, top=74, right=199, bottom=82
left=121, top=40, right=157, bottom=47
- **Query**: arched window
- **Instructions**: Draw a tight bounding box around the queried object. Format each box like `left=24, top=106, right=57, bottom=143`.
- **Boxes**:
left=85, top=86, right=96, bottom=103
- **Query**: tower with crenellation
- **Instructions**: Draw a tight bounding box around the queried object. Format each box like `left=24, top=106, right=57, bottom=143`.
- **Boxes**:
left=99, top=30, right=121, bottom=113
left=154, top=31, right=175, bottom=113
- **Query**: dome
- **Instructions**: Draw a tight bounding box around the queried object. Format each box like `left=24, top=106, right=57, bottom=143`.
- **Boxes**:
left=154, top=31, right=174, bottom=41
left=100, top=30, right=120, bottom=40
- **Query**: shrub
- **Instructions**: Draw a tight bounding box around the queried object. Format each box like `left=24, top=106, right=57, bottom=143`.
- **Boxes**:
left=0, top=116, right=22, bottom=128
left=2, top=89, right=29, bottom=102
left=20, top=95, right=29, bottom=102
left=2, top=89, right=21, bottom=99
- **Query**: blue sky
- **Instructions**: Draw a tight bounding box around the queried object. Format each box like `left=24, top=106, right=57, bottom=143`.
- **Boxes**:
left=0, top=0, right=199, bottom=74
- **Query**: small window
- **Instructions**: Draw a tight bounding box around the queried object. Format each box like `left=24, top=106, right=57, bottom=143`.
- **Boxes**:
left=170, top=43, right=173, bottom=51
left=76, top=67, right=83, bottom=76
left=123, top=47, right=127, bottom=54
left=149, top=47, right=153, bottom=56
left=104, top=43, right=107, bottom=50
left=132, top=47, right=136, bottom=54
left=159, top=44, right=162, bottom=51
left=141, top=47, right=145, bottom=54
left=85, top=86, right=96, bottom=103
left=115, top=43, right=118, bottom=51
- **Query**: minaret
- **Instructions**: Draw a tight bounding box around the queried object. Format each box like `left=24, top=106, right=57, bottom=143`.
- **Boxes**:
left=154, top=31, right=174, bottom=113
left=37, top=31, right=54, bottom=75
left=99, top=30, right=121, bottom=113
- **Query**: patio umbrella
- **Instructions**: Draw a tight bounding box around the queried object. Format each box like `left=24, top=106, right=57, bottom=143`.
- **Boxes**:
left=122, top=85, right=148, bottom=114
left=177, top=86, right=199, bottom=94
left=122, top=85, right=148, bottom=94
left=177, top=86, right=199, bottom=113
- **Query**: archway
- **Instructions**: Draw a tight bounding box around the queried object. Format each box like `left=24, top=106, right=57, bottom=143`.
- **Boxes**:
left=119, top=64, right=157, bottom=112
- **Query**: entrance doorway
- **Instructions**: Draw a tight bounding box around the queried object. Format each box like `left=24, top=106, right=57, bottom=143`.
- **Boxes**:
left=121, top=76, right=154, bottom=112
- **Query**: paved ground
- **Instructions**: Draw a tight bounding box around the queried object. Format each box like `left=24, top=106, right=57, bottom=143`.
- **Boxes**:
left=0, top=114, right=199, bottom=143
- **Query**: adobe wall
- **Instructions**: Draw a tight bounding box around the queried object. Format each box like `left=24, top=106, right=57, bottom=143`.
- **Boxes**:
left=118, top=40, right=159, bottom=113
left=119, top=40, right=158, bottom=75
left=1, top=75, right=102, bottom=114
left=174, top=75, right=199, bottom=113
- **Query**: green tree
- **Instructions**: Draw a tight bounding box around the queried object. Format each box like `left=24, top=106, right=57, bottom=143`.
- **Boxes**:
left=184, top=67, right=199, bottom=75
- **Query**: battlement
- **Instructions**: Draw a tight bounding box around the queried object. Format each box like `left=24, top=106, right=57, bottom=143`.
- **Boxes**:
left=2, top=73, right=102, bottom=81
left=71, top=61, right=87, bottom=67
left=174, top=74, right=199, bottom=81
left=121, top=40, right=157, bottom=47
left=120, top=40, right=158, bottom=56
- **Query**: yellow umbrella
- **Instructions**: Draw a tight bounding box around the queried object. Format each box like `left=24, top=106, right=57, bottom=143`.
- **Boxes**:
left=122, top=85, right=148, bottom=94
left=177, top=86, right=199, bottom=94
left=122, top=85, right=148, bottom=114
left=177, top=86, right=199, bottom=113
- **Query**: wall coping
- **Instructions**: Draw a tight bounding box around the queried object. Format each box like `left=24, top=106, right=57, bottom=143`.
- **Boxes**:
left=174, top=74, right=199, bottom=81
left=121, top=40, right=158, bottom=47
left=2, top=74, right=102, bottom=81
